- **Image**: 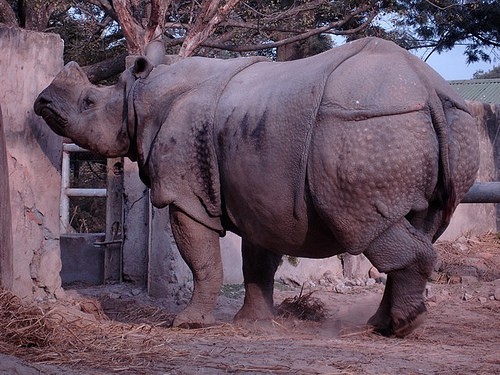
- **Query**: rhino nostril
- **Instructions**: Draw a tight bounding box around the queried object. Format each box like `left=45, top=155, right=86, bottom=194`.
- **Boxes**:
left=34, top=95, right=52, bottom=115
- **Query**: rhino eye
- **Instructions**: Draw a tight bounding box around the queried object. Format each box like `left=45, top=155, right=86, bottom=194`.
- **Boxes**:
left=81, top=95, right=96, bottom=111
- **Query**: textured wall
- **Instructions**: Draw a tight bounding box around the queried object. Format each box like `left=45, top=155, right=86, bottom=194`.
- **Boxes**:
left=0, top=26, right=64, bottom=300
left=0, top=103, right=13, bottom=288
left=440, top=101, right=499, bottom=240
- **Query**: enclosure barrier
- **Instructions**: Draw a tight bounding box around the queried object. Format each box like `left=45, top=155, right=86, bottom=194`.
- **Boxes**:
left=461, top=182, right=500, bottom=204
left=60, top=143, right=107, bottom=233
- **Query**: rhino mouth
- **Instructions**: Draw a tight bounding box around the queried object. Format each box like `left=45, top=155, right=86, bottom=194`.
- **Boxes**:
left=37, top=106, right=68, bottom=135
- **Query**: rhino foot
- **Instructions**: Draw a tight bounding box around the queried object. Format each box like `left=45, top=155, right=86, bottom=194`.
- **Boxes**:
left=234, top=302, right=275, bottom=323
left=368, top=302, right=427, bottom=337
left=391, top=303, right=428, bottom=338
left=172, top=308, right=216, bottom=329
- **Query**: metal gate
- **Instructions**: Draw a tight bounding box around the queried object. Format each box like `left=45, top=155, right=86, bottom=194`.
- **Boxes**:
left=59, top=143, right=124, bottom=286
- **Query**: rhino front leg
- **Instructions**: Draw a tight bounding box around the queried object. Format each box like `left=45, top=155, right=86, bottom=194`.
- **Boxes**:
left=364, top=218, right=436, bottom=337
left=169, top=206, right=223, bottom=328
left=234, top=240, right=282, bottom=322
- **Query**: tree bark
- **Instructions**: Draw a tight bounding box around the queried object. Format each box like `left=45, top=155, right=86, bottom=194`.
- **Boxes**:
left=0, top=0, right=17, bottom=26
left=113, top=0, right=170, bottom=55
left=179, top=0, right=241, bottom=57
left=18, top=0, right=61, bottom=30
left=83, top=52, right=127, bottom=83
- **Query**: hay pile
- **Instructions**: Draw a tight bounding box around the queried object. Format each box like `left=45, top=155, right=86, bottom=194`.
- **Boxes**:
left=435, top=231, right=500, bottom=282
left=277, top=289, right=325, bottom=322
left=0, top=288, right=186, bottom=371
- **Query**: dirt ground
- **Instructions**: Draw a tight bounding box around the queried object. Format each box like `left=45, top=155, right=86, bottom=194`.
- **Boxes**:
left=1, top=233, right=499, bottom=375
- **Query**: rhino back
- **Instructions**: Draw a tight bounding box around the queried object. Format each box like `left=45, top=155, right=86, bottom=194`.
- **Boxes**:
left=214, top=37, right=477, bottom=253
left=213, top=40, right=377, bottom=249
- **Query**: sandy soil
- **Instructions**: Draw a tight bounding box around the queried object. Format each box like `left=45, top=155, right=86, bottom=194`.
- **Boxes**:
left=1, top=233, right=499, bottom=375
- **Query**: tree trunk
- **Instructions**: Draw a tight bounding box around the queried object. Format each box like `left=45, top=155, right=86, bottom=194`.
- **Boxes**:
left=18, top=0, right=58, bottom=30
left=83, top=53, right=127, bottom=83
left=0, top=0, right=17, bottom=26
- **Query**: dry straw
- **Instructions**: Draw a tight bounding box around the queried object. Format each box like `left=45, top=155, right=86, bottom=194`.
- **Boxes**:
left=0, top=287, right=187, bottom=370
left=277, top=288, right=326, bottom=322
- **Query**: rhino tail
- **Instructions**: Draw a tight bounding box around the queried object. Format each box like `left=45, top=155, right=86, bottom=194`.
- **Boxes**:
left=428, top=89, right=458, bottom=241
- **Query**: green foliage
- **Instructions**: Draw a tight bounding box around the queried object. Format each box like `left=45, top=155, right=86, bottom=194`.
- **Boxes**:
left=391, top=0, right=500, bottom=63
left=48, top=1, right=127, bottom=66
left=473, top=65, right=500, bottom=79
left=2, top=1, right=498, bottom=75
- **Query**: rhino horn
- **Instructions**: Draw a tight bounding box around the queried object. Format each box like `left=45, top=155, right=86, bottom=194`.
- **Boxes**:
left=55, top=61, right=91, bottom=85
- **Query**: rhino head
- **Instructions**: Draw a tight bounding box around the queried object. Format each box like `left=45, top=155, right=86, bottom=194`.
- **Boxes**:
left=34, top=58, right=154, bottom=158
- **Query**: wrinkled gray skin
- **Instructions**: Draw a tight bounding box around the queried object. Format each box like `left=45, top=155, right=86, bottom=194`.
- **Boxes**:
left=35, top=38, right=479, bottom=337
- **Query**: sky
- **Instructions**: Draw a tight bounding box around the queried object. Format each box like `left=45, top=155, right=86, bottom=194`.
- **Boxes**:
left=414, top=45, right=498, bottom=80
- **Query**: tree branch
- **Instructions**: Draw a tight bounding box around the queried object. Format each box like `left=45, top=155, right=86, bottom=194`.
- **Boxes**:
left=179, top=0, right=242, bottom=57
left=200, top=5, right=376, bottom=53
left=113, top=0, right=145, bottom=54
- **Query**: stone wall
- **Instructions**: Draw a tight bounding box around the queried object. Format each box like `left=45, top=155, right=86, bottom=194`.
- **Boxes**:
left=0, top=26, right=64, bottom=300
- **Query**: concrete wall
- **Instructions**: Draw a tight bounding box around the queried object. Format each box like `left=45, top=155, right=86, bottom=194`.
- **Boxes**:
left=122, top=159, right=149, bottom=284
left=440, top=101, right=499, bottom=240
left=0, top=26, right=64, bottom=301
left=0, top=103, right=14, bottom=289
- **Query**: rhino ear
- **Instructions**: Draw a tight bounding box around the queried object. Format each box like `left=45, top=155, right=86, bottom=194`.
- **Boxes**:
left=132, top=57, right=154, bottom=79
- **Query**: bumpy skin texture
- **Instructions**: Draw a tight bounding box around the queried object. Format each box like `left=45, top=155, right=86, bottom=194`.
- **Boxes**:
left=34, top=37, right=479, bottom=336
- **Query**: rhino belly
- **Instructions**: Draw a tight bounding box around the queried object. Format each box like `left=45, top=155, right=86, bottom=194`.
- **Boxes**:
left=219, top=166, right=346, bottom=257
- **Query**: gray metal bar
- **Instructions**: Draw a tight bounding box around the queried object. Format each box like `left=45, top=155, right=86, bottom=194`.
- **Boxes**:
left=461, top=182, right=500, bottom=203
left=65, top=188, right=107, bottom=197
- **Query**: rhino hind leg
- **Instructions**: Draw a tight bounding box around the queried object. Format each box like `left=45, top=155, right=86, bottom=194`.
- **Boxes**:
left=364, top=218, right=436, bottom=337
left=234, top=240, right=282, bottom=322
left=169, top=206, right=223, bottom=328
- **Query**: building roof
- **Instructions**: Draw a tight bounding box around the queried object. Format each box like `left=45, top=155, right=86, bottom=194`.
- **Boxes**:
left=448, top=79, right=500, bottom=104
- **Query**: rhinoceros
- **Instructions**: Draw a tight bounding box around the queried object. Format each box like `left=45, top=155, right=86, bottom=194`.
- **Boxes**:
left=34, top=37, right=479, bottom=337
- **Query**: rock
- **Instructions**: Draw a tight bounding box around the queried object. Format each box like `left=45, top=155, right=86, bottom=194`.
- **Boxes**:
left=366, top=278, right=376, bottom=286
left=304, top=281, right=316, bottom=289
left=345, top=279, right=356, bottom=287
left=425, top=285, right=433, bottom=298
left=461, top=275, right=479, bottom=284
left=455, top=242, right=469, bottom=252
left=478, top=297, right=487, bottom=304
left=333, top=284, right=350, bottom=294
left=462, top=257, right=488, bottom=273
left=494, top=288, right=500, bottom=301
left=369, top=266, right=381, bottom=279
left=429, top=271, right=441, bottom=282
left=448, top=276, right=461, bottom=284
left=131, top=288, right=143, bottom=296
left=462, top=292, right=473, bottom=301
left=433, top=259, right=442, bottom=272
